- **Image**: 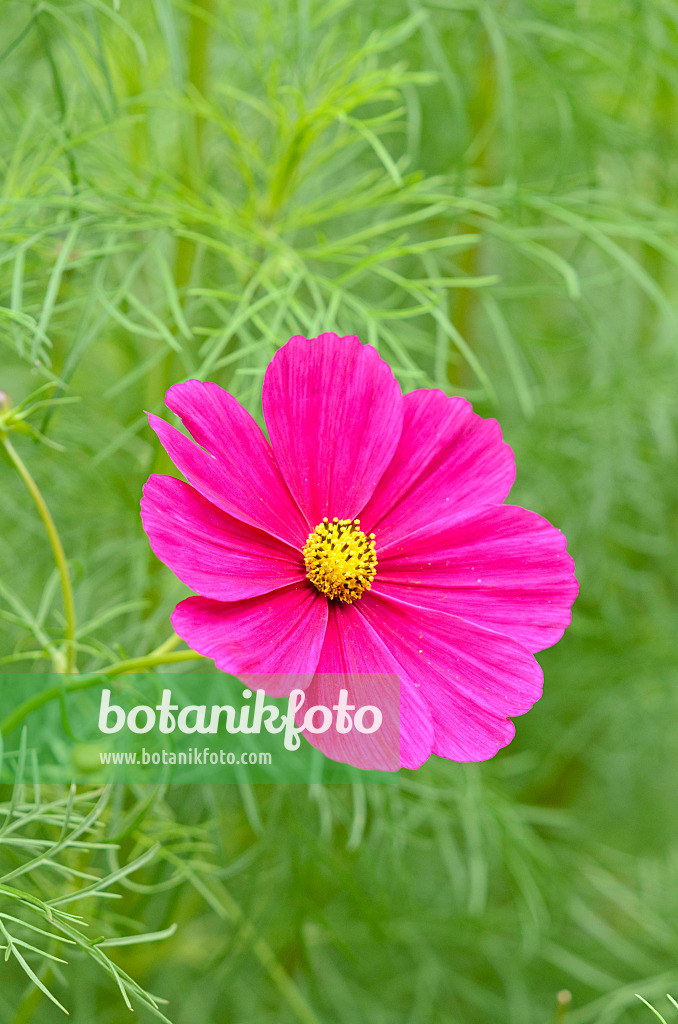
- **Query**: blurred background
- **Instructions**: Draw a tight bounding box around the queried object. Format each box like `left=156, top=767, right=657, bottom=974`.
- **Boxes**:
left=1, top=0, right=678, bottom=1021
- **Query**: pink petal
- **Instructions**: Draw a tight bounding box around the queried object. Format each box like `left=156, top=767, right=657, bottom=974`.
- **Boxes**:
left=300, top=603, right=433, bottom=770
left=171, top=584, right=328, bottom=695
left=359, top=592, right=543, bottom=762
left=359, top=389, right=515, bottom=548
left=141, top=475, right=306, bottom=601
left=262, top=334, right=404, bottom=525
left=148, top=380, right=309, bottom=547
left=374, top=504, right=578, bottom=653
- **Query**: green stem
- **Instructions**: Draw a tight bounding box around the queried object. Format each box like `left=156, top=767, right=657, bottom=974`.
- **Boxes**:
left=148, top=0, right=216, bottom=442
left=0, top=649, right=204, bottom=735
left=156, top=0, right=216, bottom=399
left=148, top=631, right=182, bottom=657
left=2, top=437, right=77, bottom=674
left=183, top=0, right=215, bottom=199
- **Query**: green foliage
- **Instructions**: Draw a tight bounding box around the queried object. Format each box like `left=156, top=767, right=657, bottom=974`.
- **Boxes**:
left=637, top=994, right=678, bottom=1024
left=1, top=0, right=678, bottom=1021
left=0, top=744, right=177, bottom=1020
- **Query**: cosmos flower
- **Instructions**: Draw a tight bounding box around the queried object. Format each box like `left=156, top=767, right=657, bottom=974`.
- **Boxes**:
left=141, top=333, right=577, bottom=770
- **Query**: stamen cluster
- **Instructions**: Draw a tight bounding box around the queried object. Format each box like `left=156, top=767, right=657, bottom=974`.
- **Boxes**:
left=303, top=517, right=377, bottom=603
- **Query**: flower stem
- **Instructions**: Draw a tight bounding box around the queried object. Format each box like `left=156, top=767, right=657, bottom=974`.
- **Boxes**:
left=148, top=631, right=182, bottom=658
left=0, top=648, right=204, bottom=735
left=2, top=437, right=77, bottom=673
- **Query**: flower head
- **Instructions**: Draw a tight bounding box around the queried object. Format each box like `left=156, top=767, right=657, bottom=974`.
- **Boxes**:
left=141, top=333, right=578, bottom=770
left=303, top=517, right=377, bottom=602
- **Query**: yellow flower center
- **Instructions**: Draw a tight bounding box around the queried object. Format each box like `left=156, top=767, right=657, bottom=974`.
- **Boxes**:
left=303, top=517, right=377, bottom=603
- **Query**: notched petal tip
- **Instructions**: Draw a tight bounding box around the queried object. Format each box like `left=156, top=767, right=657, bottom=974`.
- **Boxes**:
left=141, top=474, right=306, bottom=601
left=143, top=386, right=309, bottom=547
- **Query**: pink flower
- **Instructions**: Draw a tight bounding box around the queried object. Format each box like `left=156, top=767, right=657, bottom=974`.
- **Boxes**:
left=141, top=333, right=577, bottom=770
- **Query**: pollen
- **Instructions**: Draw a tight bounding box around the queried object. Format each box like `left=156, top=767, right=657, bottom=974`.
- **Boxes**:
left=303, top=517, right=377, bottom=604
